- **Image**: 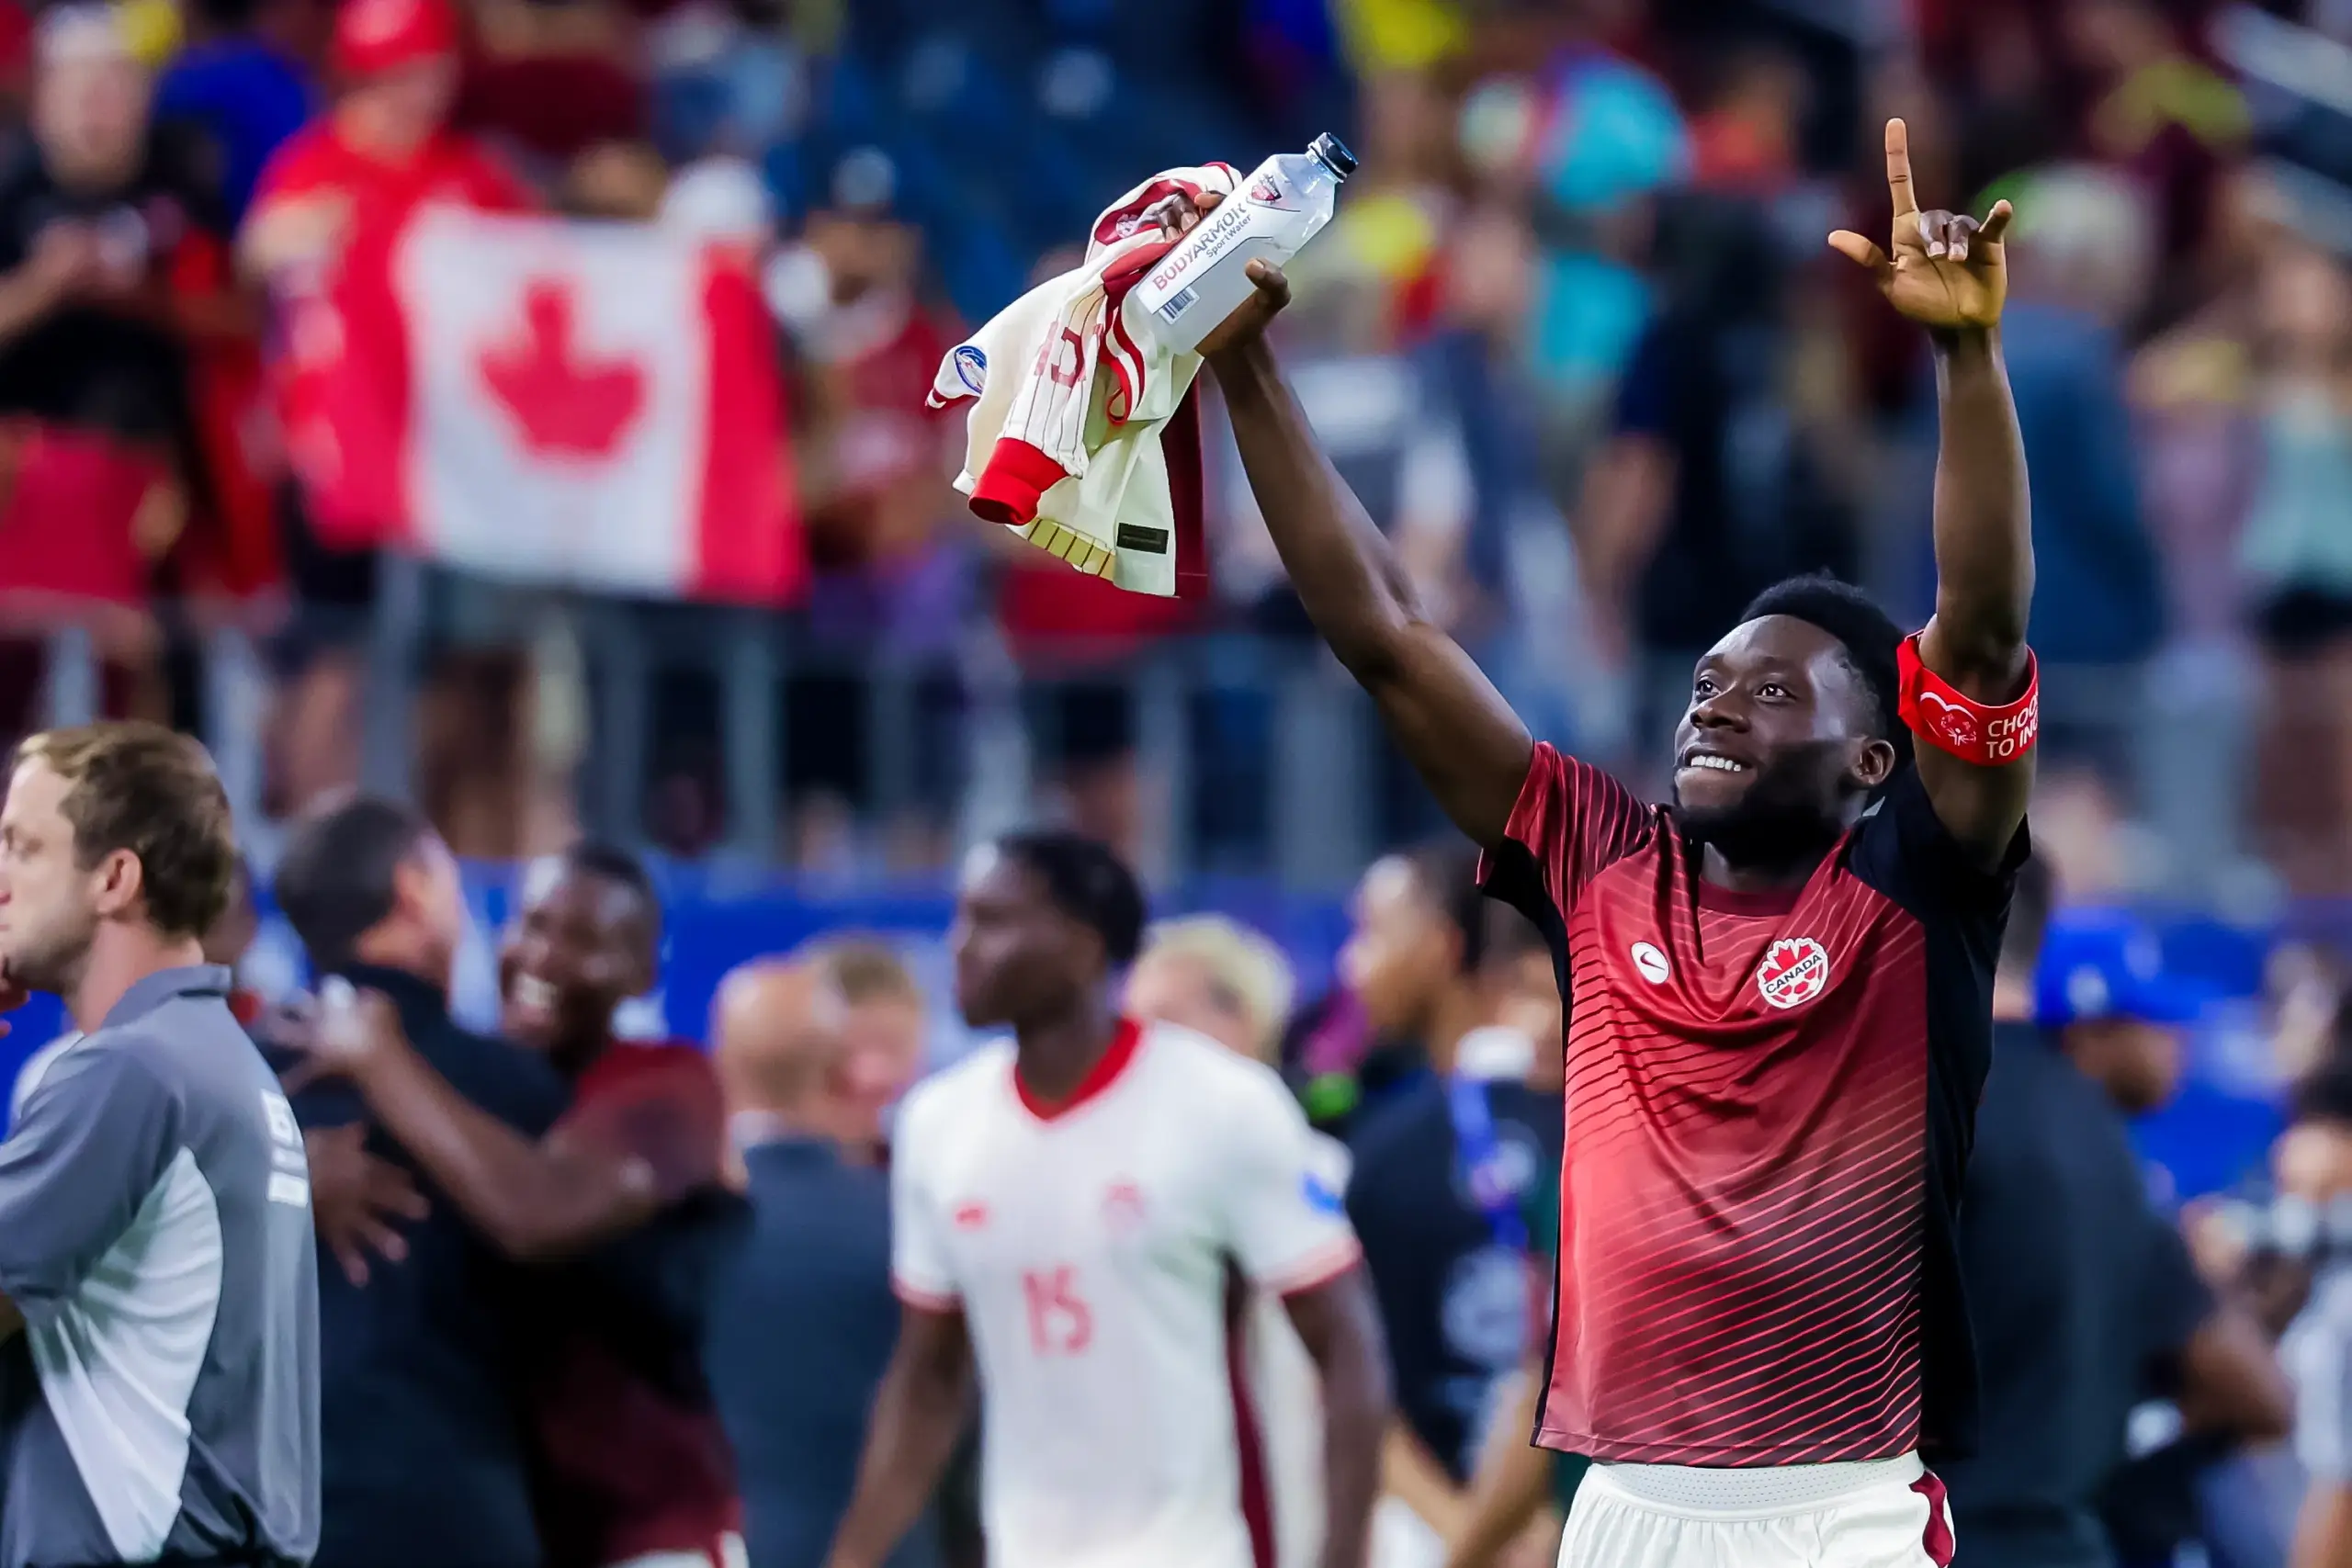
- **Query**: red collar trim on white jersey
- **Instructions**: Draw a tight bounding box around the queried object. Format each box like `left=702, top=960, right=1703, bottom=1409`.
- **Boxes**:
left=1014, top=1016, right=1145, bottom=1122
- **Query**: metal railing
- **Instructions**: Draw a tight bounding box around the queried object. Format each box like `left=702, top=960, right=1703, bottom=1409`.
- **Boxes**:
left=17, top=569, right=2328, bottom=904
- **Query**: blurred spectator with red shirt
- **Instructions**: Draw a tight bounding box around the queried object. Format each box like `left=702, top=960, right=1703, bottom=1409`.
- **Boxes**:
left=765, top=146, right=976, bottom=872
left=460, top=0, right=647, bottom=185
left=0, top=4, right=246, bottom=735
left=243, top=0, right=533, bottom=818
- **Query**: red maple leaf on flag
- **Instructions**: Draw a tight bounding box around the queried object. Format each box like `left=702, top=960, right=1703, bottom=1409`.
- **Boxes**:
left=476, top=278, right=645, bottom=458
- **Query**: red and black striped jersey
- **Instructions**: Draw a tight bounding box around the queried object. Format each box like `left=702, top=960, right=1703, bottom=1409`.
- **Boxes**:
left=1481, top=745, right=2023, bottom=1467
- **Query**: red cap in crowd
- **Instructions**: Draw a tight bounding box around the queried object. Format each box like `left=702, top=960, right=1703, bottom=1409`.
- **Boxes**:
left=332, top=0, right=458, bottom=79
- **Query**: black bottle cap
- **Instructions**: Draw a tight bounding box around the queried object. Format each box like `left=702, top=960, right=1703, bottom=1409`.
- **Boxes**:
left=1310, top=133, right=1357, bottom=181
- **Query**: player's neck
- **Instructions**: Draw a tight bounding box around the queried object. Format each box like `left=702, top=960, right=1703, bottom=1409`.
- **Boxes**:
left=1699, top=837, right=1836, bottom=896
left=1012, top=993, right=1125, bottom=1106
left=67, top=925, right=209, bottom=1035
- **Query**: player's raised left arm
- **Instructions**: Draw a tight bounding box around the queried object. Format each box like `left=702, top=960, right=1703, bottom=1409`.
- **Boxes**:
left=1831, top=118, right=2034, bottom=864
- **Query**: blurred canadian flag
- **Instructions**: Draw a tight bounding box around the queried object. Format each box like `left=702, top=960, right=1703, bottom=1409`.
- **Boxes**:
left=312, top=208, right=802, bottom=604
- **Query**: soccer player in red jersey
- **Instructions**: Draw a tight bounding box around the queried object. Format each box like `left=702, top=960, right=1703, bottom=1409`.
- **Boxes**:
left=1196, top=118, right=2033, bottom=1566
left=295, top=842, right=746, bottom=1568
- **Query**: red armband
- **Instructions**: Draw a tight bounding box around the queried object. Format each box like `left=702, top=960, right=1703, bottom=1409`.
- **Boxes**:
left=1896, top=633, right=2040, bottom=765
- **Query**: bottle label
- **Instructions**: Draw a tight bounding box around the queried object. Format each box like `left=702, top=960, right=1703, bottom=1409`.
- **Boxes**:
left=1156, top=286, right=1198, bottom=323
left=1145, top=198, right=1252, bottom=298
left=1249, top=171, right=1297, bottom=210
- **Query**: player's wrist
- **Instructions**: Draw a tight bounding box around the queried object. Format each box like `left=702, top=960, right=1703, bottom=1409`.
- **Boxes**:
left=1927, top=322, right=2000, bottom=362
left=1204, top=332, right=1276, bottom=385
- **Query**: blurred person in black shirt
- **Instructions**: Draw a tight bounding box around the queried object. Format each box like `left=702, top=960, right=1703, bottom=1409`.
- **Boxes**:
left=0, top=5, right=228, bottom=446
left=1943, top=853, right=2291, bottom=1567
left=269, top=795, right=571, bottom=1568
left=1341, top=842, right=1565, bottom=1551
left=0, top=5, right=243, bottom=732
left=1572, top=197, right=1862, bottom=778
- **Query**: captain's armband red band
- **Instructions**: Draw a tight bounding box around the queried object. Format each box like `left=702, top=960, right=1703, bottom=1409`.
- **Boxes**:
left=1896, top=633, right=2040, bottom=766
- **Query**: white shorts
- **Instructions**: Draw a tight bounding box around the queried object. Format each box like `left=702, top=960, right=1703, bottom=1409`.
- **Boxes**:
left=605, top=1535, right=747, bottom=1568
left=1557, top=1453, right=1955, bottom=1568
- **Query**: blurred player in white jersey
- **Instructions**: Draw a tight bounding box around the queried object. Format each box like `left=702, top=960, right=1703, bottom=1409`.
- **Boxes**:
left=1127, top=915, right=1347, bottom=1568
left=826, top=832, right=1391, bottom=1568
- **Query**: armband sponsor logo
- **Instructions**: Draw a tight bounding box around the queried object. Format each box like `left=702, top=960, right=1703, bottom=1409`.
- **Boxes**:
left=1917, top=691, right=1978, bottom=750
left=1919, top=688, right=2039, bottom=761
left=1984, top=698, right=2040, bottom=760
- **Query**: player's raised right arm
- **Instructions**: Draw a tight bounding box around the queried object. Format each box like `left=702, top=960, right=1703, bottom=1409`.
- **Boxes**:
left=1204, top=262, right=1534, bottom=850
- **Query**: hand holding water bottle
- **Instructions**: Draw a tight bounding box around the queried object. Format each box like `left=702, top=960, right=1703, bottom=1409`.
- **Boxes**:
left=1130, top=133, right=1355, bottom=355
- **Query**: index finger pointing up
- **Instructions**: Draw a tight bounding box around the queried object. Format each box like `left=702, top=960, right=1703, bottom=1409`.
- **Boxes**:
left=1884, top=118, right=1917, bottom=219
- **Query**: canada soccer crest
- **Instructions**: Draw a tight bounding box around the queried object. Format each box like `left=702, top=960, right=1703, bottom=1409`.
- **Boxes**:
left=1754, top=937, right=1832, bottom=1010
left=1102, top=1180, right=1147, bottom=1234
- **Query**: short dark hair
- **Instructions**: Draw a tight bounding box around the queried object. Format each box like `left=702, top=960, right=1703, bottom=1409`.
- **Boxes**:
left=274, top=795, right=431, bottom=972
left=1739, top=572, right=1912, bottom=768
left=996, top=829, right=1148, bottom=967
left=560, top=840, right=661, bottom=945
left=1403, top=837, right=1487, bottom=976
left=1999, top=852, right=2055, bottom=977
left=14, top=722, right=236, bottom=939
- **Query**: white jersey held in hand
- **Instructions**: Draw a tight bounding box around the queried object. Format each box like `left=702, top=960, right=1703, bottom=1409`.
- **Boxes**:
left=892, top=1018, right=1362, bottom=1568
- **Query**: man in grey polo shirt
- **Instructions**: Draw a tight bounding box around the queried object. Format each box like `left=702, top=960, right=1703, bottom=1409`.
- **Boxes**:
left=0, top=722, right=319, bottom=1568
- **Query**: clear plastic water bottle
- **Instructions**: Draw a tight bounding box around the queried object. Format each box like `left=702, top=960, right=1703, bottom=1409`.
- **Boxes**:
left=1129, top=133, right=1356, bottom=354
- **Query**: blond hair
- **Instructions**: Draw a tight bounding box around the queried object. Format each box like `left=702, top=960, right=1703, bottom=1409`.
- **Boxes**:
left=1139, top=916, right=1295, bottom=1062
left=797, top=933, right=922, bottom=1008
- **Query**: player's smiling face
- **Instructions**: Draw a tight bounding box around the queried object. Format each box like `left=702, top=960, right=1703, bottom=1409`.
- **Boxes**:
left=1671, top=616, right=1895, bottom=858
left=499, top=861, right=649, bottom=1053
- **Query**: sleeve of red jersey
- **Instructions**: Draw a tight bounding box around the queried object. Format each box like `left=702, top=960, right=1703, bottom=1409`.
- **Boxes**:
left=1216, top=1064, right=1362, bottom=1298
left=554, top=1049, right=725, bottom=1203
left=888, top=1081, right=961, bottom=1313
left=1850, top=764, right=2030, bottom=917
left=1476, top=741, right=1653, bottom=932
